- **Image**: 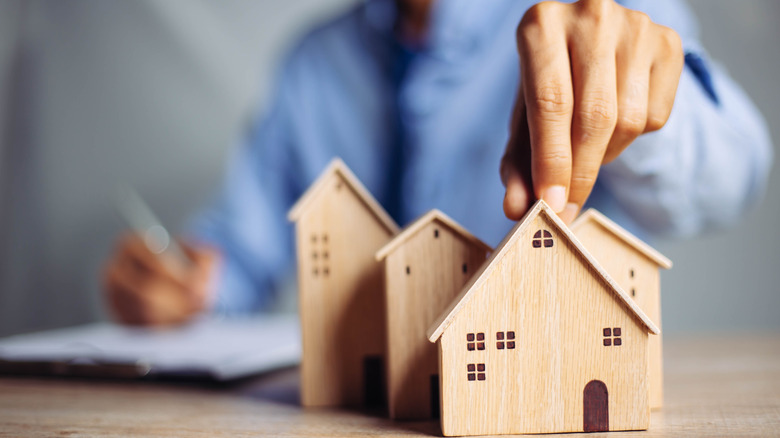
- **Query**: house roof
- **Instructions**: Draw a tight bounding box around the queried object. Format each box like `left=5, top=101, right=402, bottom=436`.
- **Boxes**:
left=427, top=200, right=660, bottom=342
left=287, top=158, right=400, bottom=234
left=375, top=209, right=492, bottom=261
left=570, top=209, right=672, bottom=269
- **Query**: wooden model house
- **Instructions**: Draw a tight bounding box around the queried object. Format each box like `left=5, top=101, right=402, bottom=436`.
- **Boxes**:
left=376, top=210, right=491, bottom=420
left=427, top=200, right=660, bottom=436
left=571, top=209, right=672, bottom=410
left=288, top=159, right=399, bottom=407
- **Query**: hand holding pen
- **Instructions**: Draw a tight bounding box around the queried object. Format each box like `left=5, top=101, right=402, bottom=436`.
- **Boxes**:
left=102, top=187, right=220, bottom=326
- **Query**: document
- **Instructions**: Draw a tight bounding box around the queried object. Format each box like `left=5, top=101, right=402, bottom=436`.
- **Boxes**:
left=0, top=314, right=300, bottom=381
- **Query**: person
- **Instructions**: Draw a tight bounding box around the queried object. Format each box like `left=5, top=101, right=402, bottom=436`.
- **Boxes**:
left=103, top=0, right=772, bottom=325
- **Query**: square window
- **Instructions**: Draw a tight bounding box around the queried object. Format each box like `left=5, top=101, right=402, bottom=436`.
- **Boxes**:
left=507, top=341, right=515, bottom=349
left=507, top=331, right=515, bottom=340
left=603, top=328, right=611, bottom=337
left=476, top=333, right=485, bottom=341
left=614, top=338, right=622, bottom=346
left=497, top=342, right=504, bottom=349
left=496, top=332, right=504, bottom=340
left=603, top=338, right=612, bottom=347
left=613, top=327, right=621, bottom=336
left=467, top=364, right=475, bottom=372
left=477, top=342, right=485, bottom=350
left=467, top=333, right=475, bottom=342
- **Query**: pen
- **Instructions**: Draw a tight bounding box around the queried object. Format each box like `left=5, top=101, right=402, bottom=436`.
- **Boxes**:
left=114, top=185, right=192, bottom=266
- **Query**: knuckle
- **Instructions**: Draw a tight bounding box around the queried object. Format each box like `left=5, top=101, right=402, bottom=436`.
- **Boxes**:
left=578, top=95, right=617, bottom=130
left=615, top=109, right=646, bottom=137
left=658, top=26, right=683, bottom=54
left=518, top=2, right=562, bottom=42
left=532, top=85, right=573, bottom=116
left=536, top=149, right=571, bottom=173
left=627, top=9, right=651, bottom=29
left=645, top=112, right=669, bottom=132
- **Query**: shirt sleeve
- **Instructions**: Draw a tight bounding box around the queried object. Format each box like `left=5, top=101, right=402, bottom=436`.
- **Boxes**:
left=188, top=56, right=305, bottom=315
left=599, top=0, right=773, bottom=237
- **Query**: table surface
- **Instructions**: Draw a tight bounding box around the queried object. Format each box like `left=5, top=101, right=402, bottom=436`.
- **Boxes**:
left=0, top=335, right=778, bottom=437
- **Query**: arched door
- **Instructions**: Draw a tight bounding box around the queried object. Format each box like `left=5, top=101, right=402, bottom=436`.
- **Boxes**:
left=583, top=380, right=609, bottom=432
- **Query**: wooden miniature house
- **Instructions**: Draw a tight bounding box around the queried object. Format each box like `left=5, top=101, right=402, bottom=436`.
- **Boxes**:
left=427, top=200, right=660, bottom=436
left=571, top=209, right=672, bottom=410
left=376, top=210, right=491, bottom=420
left=288, top=159, right=399, bottom=407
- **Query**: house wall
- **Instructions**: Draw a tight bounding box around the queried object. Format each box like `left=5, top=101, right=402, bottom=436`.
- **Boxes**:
left=573, top=221, right=663, bottom=409
left=439, top=214, right=649, bottom=436
left=385, top=220, right=489, bottom=419
left=296, top=173, right=393, bottom=406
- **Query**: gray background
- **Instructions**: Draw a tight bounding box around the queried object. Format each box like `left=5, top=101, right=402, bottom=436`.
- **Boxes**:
left=0, top=0, right=777, bottom=337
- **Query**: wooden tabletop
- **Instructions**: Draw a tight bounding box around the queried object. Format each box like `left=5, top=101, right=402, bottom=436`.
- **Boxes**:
left=0, top=335, right=778, bottom=437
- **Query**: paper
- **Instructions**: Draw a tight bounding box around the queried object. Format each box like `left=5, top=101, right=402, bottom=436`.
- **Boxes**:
left=0, top=314, right=301, bottom=380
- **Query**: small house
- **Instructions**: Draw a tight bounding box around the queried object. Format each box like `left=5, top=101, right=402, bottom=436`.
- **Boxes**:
left=376, top=210, right=491, bottom=420
left=571, top=209, right=672, bottom=410
left=427, top=200, right=659, bottom=436
left=288, top=158, right=399, bottom=407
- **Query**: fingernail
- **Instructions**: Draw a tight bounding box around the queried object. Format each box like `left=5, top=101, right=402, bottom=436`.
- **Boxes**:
left=562, top=202, right=580, bottom=222
left=542, top=185, right=567, bottom=213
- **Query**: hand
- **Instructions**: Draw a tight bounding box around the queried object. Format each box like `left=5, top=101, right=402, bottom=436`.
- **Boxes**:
left=501, top=0, right=684, bottom=223
left=102, top=234, right=219, bottom=326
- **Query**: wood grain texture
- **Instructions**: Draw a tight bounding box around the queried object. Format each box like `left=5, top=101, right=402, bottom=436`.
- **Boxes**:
left=291, top=161, right=398, bottom=407
left=571, top=211, right=669, bottom=410
left=434, top=209, right=651, bottom=435
left=378, top=210, right=491, bottom=420
left=1, top=335, right=777, bottom=437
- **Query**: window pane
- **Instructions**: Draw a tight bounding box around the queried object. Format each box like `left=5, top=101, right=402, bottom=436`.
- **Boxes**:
left=467, top=343, right=475, bottom=351
left=532, top=240, right=542, bottom=248
left=496, top=332, right=504, bottom=340
left=477, top=373, right=485, bottom=381
left=497, top=342, right=504, bottom=349
left=467, top=333, right=475, bottom=342
left=507, top=341, right=515, bottom=349
left=603, top=338, right=612, bottom=346
left=477, top=364, right=485, bottom=372
left=468, top=373, right=476, bottom=381
left=613, top=327, right=621, bottom=336
left=603, top=328, right=611, bottom=337
left=477, top=342, right=485, bottom=350
left=544, top=239, right=554, bottom=247
left=476, top=333, right=485, bottom=341
left=534, top=230, right=542, bottom=238
left=507, top=331, right=515, bottom=340
left=467, top=364, right=475, bottom=372
left=614, top=338, right=622, bottom=346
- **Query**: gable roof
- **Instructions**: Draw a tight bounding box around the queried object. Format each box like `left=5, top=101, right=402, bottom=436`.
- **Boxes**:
left=427, top=200, right=660, bottom=342
left=287, top=158, right=400, bottom=234
left=570, top=209, right=672, bottom=269
left=375, top=209, right=492, bottom=261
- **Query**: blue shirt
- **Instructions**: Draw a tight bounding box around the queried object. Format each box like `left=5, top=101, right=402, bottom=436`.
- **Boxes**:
left=192, top=0, right=773, bottom=313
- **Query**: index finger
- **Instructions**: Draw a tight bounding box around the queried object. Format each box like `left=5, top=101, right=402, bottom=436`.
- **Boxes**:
left=518, top=7, right=574, bottom=213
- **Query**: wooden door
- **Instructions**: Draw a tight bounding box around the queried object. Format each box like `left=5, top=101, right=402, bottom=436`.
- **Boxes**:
left=583, top=380, right=609, bottom=432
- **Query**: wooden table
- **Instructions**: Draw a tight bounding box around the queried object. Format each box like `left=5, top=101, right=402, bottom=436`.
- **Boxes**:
left=0, top=335, right=778, bottom=437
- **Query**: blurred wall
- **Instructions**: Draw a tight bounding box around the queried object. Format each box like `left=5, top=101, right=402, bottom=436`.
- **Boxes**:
left=0, top=0, right=777, bottom=336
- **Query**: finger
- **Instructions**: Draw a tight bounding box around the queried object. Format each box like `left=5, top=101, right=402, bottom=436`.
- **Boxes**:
left=567, top=30, right=618, bottom=217
left=502, top=85, right=534, bottom=220
left=604, top=15, right=652, bottom=163
left=517, top=2, right=574, bottom=213
left=646, top=26, right=684, bottom=133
